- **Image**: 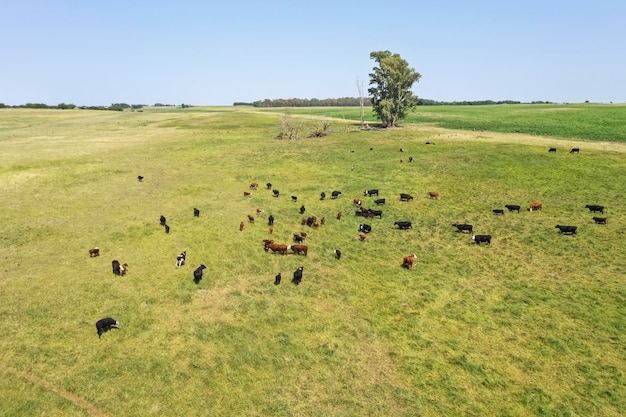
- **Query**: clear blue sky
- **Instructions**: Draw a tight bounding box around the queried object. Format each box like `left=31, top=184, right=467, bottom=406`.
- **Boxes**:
left=2, top=1, right=625, bottom=106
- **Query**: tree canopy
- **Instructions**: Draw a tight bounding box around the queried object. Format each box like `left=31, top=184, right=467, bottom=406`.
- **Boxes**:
left=368, top=51, right=421, bottom=127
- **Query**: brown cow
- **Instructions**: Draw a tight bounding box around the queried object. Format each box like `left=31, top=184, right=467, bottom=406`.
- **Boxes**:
left=239, top=221, right=245, bottom=231
left=89, top=247, right=100, bottom=257
left=337, top=211, right=343, bottom=220
left=353, top=198, right=362, bottom=207
left=244, top=191, right=251, bottom=198
left=320, top=217, right=326, bottom=225
left=428, top=191, right=439, bottom=199
left=269, top=226, right=274, bottom=234
left=247, top=214, right=255, bottom=223
left=267, top=243, right=288, bottom=255
left=250, top=182, right=259, bottom=190
left=359, top=234, right=368, bottom=241
left=529, top=202, right=542, bottom=212
left=402, top=254, right=417, bottom=269
left=256, top=208, right=264, bottom=214
left=291, top=244, right=308, bottom=256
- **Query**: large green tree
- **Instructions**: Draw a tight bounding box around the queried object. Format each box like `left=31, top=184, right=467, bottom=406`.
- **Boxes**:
left=368, top=50, right=421, bottom=127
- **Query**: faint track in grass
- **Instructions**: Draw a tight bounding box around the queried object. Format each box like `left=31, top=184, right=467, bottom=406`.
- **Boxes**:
left=0, top=365, right=109, bottom=417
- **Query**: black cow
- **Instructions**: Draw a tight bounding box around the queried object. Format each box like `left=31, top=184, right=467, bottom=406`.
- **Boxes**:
left=266, top=182, right=272, bottom=189
left=160, top=215, right=166, bottom=226
left=585, top=204, right=605, bottom=213
left=548, top=147, right=557, bottom=152
left=394, top=221, right=412, bottom=230
left=268, top=214, right=275, bottom=226
left=320, top=192, right=326, bottom=200
left=293, top=234, right=305, bottom=243
left=274, top=272, right=282, bottom=285
left=137, top=175, right=144, bottom=181
left=452, top=223, right=473, bottom=233
left=292, top=266, right=304, bottom=285
left=112, top=260, right=121, bottom=275
left=570, top=148, right=580, bottom=153
left=334, top=249, right=341, bottom=260
left=96, top=317, right=119, bottom=338
left=592, top=217, right=607, bottom=224
left=331, top=190, right=342, bottom=199
left=505, top=204, right=521, bottom=213
left=364, top=189, right=379, bottom=197
left=374, top=198, right=386, bottom=205
left=555, top=225, right=577, bottom=234
left=193, top=208, right=200, bottom=217
left=359, top=224, right=372, bottom=234
left=299, top=205, right=306, bottom=214
left=193, top=264, right=206, bottom=284
left=291, top=195, right=298, bottom=202
left=164, top=224, right=170, bottom=234
left=408, top=156, right=413, bottom=162
left=400, top=193, right=413, bottom=201
left=176, top=251, right=186, bottom=268
left=272, top=190, right=280, bottom=197
left=472, top=234, right=491, bottom=245
left=492, top=209, right=504, bottom=215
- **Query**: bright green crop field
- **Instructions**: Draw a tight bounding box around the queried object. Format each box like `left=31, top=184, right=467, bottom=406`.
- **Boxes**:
left=0, top=105, right=624, bottom=416
left=270, top=103, right=626, bottom=142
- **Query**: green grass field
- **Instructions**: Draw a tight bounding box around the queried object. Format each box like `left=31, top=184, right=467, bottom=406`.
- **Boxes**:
left=0, top=105, right=624, bottom=416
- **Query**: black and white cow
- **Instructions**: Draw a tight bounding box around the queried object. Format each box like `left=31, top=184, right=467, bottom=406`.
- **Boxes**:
left=555, top=225, right=577, bottom=234
left=176, top=251, right=186, bottom=268
left=334, top=249, right=342, bottom=260
left=96, top=317, right=119, bottom=338
left=320, top=192, right=326, bottom=200
left=472, top=234, right=491, bottom=245
left=570, top=148, right=580, bottom=153
left=193, top=264, right=206, bottom=284
left=359, top=224, right=372, bottom=234
left=331, top=190, right=342, bottom=199
left=364, top=189, right=379, bottom=197
left=292, top=266, right=304, bottom=285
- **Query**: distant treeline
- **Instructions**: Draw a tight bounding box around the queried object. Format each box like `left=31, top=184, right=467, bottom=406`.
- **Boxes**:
left=0, top=102, right=193, bottom=110
left=244, top=98, right=553, bottom=107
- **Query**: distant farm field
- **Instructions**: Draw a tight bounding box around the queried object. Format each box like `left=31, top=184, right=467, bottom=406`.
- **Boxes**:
left=0, top=106, right=624, bottom=417
left=267, top=103, right=626, bottom=143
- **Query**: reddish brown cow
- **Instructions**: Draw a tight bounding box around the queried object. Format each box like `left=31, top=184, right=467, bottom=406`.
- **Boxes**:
left=239, top=221, right=245, bottom=231
left=269, top=226, right=274, bottom=234
left=354, top=198, right=362, bottom=207
left=256, top=208, right=264, bottom=214
left=267, top=243, right=288, bottom=255
left=337, top=211, right=343, bottom=220
left=529, top=202, right=542, bottom=212
left=244, top=191, right=251, bottom=198
left=247, top=214, right=255, bottom=223
left=89, top=247, right=100, bottom=257
left=249, top=182, right=259, bottom=190
left=428, top=191, right=440, bottom=199
left=291, top=244, right=308, bottom=256
left=320, top=217, right=326, bottom=225
left=402, top=254, right=417, bottom=269
left=359, top=234, right=368, bottom=241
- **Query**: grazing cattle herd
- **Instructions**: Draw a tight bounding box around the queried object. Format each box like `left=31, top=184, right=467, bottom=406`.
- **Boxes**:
left=92, top=144, right=608, bottom=338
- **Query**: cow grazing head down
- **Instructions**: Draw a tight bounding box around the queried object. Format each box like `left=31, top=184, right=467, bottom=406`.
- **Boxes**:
left=292, top=267, right=304, bottom=285
left=334, top=249, right=342, bottom=260
left=96, top=317, right=119, bottom=338
left=89, top=247, right=100, bottom=257
left=402, top=254, right=417, bottom=269
left=193, top=208, right=200, bottom=217
left=177, top=251, right=186, bottom=268
left=193, top=265, right=207, bottom=284
left=274, top=272, right=282, bottom=285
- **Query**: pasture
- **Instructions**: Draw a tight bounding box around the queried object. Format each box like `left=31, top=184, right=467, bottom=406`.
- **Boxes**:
left=0, top=106, right=624, bottom=416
